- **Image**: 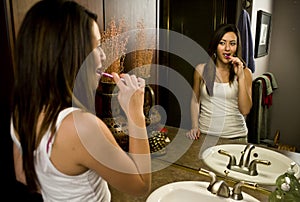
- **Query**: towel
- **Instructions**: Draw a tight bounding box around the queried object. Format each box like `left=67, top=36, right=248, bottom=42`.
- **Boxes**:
left=255, top=75, right=273, bottom=108
left=238, top=9, right=256, bottom=73
left=202, top=62, right=215, bottom=96
left=259, top=75, right=273, bottom=95
left=263, top=72, right=278, bottom=89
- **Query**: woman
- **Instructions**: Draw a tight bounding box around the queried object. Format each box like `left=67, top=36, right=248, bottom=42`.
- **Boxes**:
left=186, top=24, right=252, bottom=142
left=11, top=0, right=151, bottom=201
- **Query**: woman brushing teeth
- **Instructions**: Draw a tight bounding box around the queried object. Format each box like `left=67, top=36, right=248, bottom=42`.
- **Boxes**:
left=186, top=23, right=253, bottom=142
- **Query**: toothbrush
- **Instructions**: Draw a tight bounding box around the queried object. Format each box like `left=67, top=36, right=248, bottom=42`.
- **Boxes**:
left=101, top=72, right=125, bottom=82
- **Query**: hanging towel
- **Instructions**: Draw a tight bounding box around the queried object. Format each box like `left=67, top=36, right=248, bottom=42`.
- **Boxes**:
left=202, top=63, right=215, bottom=96
left=238, top=9, right=256, bottom=73
left=259, top=75, right=272, bottom=95
left=263, top=72, right=278, bottom=89
left=255, top=75, right=273, bottom=108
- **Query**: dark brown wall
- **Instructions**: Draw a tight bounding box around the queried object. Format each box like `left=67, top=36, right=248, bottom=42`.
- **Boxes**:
left=0, top=0, right=15, bottom=194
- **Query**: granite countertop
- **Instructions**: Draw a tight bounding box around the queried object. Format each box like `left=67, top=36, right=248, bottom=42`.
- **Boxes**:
left=110, top=126, right=296, bottom=202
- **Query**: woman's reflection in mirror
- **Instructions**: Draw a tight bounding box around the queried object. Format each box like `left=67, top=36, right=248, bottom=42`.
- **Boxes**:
left=186, top=24, right=252, bottom=144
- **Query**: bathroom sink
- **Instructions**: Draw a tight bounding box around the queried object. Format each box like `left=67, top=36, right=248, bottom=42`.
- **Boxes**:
left=146, top=181, right=259, bottom=202
left=201, top=144, right=300, bottom=185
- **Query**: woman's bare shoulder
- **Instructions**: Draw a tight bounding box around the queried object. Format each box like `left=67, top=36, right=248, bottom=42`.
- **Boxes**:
left=194, top=63, right=206, bottom=78
left=62, top=110, right=107, bottom=138
left=62, top=110, right=117, bottom=147
left=244, top=67, right=253, bottom=79
left=195, top=63, right=206, bottom=70
left=50, top=111, right=105, bottom=175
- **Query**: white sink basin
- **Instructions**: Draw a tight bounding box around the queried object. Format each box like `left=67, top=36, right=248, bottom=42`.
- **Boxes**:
left=202, top=144, right=300, bottom=185
left=146, top=181, right=259, bottom=202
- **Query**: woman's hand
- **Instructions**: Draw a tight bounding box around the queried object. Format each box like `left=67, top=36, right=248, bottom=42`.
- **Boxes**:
left=185, top=128, right=201, bottom=140
left=112, top=72, right=145, bottom=124
left=230, top=57, right=245, bottom=79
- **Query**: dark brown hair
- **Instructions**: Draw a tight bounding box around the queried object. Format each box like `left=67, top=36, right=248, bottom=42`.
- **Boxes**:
left=12, top=0, right=97, bottom=192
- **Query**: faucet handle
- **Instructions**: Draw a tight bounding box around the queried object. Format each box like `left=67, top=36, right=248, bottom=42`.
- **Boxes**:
left=248, top=159, right=271, bottom=176
left=218, top=149, right=237, bottom=168
left=231, top=181, right=258, bottom=200
left=198, top=168, right=217, bottom=192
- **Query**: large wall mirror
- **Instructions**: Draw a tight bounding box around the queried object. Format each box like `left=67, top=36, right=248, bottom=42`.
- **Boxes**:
left=2, top=0, right=299, bottom=175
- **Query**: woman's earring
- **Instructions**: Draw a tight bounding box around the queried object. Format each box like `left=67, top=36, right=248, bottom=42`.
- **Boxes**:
left=213, top=53, right=216, bottom=59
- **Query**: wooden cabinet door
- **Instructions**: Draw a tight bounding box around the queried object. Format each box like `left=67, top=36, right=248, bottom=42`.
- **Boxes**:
left=9, top=0, right=39, bottom=40
left=9, top=0, right=104, bottom=41
left=73, top=0, right=104, bottom=31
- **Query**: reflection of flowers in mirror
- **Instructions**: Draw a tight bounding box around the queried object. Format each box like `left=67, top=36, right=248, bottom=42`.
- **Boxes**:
left=132, top=19, right=155, bottom=78
left=101, top=18, right=129, bottom=82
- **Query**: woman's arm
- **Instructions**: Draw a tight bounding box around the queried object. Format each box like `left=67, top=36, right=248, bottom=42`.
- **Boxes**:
left=190, top=65, right=202, bottom=128
left=229, top=57, right=253, bottom=115
left=237, top=67, right=253, bottom=115
left=13, top=143, right=26, bottom=185
left=186, top=64, right=204, bottom=140
left=67, top=73, right=151, bottom=196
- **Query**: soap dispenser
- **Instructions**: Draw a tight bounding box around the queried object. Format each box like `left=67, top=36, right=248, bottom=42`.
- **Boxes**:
left=269, top=162, right=300, bottom=202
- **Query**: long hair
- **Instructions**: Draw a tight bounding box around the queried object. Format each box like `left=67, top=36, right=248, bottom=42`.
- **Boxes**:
left=207, top=24, right=244, bottom=84
left=12, top=0, right=97, bottom=192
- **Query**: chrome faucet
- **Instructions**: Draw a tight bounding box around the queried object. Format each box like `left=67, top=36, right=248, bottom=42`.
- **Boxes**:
left=238, top=144, right=256, bottom=168
left=218, top=144, right=271, bottom=176
left=199, top=168, right=260, bottom=200
left=211, top=180, right=231, bottom=198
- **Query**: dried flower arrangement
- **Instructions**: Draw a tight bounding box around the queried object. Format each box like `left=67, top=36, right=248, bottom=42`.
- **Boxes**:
left=100, top=18, right=129, bottom=83
left=131, top=19, right=155, bottom=78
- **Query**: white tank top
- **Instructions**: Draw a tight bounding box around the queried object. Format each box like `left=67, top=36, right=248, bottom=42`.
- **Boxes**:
left=11, top=107, right=111, bottom=202
left=199, top=79, right=248, bottom=138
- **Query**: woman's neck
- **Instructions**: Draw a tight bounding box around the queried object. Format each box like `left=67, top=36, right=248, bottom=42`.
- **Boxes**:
left=216, top=61, right=230, bottom=83
left=216, top=57, right=230, bottom=69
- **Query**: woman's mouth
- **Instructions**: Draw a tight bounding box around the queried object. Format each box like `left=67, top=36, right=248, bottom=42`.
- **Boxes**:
left=224, top=54, right=231, bottom=59
left=96, top=67, right=103, bottom=77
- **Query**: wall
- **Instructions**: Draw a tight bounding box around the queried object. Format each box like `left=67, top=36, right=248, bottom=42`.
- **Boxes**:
left=251, top=0, right=273, bottom=78
left=248, top=0, right=300, bottom=151
left=268, top=0, right=300, bottom=151
left=0, top=0, right=16, bottom=197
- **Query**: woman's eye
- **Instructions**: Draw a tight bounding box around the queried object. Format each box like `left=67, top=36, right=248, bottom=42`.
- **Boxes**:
left=219, top=42, right=225, bottom=45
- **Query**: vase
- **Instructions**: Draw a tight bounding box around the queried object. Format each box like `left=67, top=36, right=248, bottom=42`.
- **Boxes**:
left=96, top=81, right=165, bottom=153
left=96, top=81, right=129, bottom=151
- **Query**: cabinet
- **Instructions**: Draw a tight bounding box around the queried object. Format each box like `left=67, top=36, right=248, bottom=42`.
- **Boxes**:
left=7, top=0, right=104, bottom=41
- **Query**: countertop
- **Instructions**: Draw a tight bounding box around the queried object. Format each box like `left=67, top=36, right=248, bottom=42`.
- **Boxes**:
left=109, top=126, right=300, bottom=202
